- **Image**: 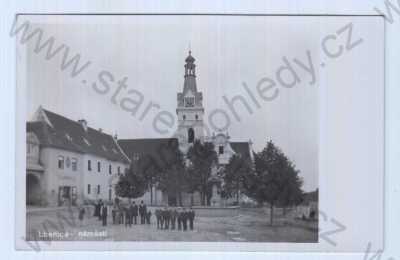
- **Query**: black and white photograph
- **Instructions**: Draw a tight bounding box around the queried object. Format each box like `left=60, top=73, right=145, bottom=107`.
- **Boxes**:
left=21, top=14, right=320, bottom=244
left=12, top=12, right=385, bottom=252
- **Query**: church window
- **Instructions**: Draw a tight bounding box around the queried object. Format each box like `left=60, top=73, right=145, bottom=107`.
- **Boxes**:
left=219, top=146, right=224, bottom=155
left=183, top=115, right=186, bottom=120
left=195, top=114, right=198, bottom=120
left=188, top=128, right=194, bottom=143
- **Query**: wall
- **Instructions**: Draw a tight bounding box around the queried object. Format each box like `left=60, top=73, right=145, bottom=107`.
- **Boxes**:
left=40, top=147, right=84, bottom=206
left=82, top=153, right=129, bottom=203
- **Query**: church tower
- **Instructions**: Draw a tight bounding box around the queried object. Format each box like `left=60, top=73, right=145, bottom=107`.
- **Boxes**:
left=176, top=51, right=205, bottom=151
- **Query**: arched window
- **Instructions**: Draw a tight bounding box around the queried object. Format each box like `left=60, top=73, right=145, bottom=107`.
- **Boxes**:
left=188, top=128, right=195, bottom=143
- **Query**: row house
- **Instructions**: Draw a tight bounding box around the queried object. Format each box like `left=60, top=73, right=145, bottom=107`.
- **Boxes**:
left=26, top=107, right=130, bottom=206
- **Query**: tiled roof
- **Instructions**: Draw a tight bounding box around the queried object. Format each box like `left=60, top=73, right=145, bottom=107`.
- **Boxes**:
left=230, top=142, right=252, bottom=161
left=27, top=109, right=130, bottom=164
left=117, top=138, right=179, bottom=171
left=119, top=138, right=252, bottom=170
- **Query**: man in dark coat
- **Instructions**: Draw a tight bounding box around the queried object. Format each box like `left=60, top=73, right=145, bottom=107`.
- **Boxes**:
left=177, top=208, right=182, bottom=230
left=146, top=210, right=152, bottom=224
left=132, top=201, right=138, bottom=225
left=93, top=201, right=100, bottom=218
left=164, top=207, right=171, bottom=230
left=111, top=205, right=117, bottom=224
left=124, top=205, right=131, bottom=227
left=182, top=208, right=188, bottom=231
left=155, top=209, right=161, bottom=229
left=188, top=207, right=195, bottom=230
left=101, top=204, right=108, bottom=226
left=139, top=201, right=147, bottom=224
left=118, top=206, right=124, bottom=224
left=127, top=202, right=135, bottom=227
left=170, top=208, right=178, bottom=230
left=159, top=208, right=165, bottom=229
left=98, top=200, right=104, bottom=221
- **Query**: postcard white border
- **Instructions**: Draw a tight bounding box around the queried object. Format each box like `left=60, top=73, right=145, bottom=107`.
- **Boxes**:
left=1, top=0, right=399, bottom=259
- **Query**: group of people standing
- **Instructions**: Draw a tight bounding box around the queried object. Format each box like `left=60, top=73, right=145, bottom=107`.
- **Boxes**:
left=92, top=200, right=197, bottom=231
left=93, top=199, right=109, bottom=226
left=93, top=199, right=151, bottom=227
left=155, top=207, right=196, bottom=231
left=112, top=200, right=151, bottom=227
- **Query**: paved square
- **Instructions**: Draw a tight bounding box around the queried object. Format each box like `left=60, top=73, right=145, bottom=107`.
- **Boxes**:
left=26, top=207, right=318, bottom=242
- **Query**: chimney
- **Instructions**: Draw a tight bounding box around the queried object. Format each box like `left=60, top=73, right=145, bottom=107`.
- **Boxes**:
left=98, top=128, right=103, bottom=133
left=78, top=119, right=88, bottom=132
left=114, top=133, right=118, bottom=140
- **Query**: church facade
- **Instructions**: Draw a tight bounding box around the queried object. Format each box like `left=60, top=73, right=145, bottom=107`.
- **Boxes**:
left=118, top=51, right=253, bottom=206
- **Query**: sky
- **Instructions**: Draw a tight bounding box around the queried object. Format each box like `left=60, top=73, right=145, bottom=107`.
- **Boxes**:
left=21, top=15, right=324, bottom=191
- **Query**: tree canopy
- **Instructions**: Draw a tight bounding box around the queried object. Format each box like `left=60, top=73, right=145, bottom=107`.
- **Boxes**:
left=246, top=140, right=303, bottom=225
left=186, top=140, right=218, bottom=206
left=220, top=154, right=253, bottom=204
left=115, top=162, right=147, bottom=200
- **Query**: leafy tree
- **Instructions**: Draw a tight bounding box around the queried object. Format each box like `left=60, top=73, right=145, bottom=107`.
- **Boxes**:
left=220, top=154, right=253, bottom=204
left=187, top=140, right=218, bottom=206
left=115, top=162, right=147, bottom=200
left=135, top=155, right=161, bottom=205
left=157, top=145, right=187, bottom=206
left=246, top=140, right=303, bottom=225
left=185, top=164, right=198, bottom=206
left=277, top=170, right=303, bottom=215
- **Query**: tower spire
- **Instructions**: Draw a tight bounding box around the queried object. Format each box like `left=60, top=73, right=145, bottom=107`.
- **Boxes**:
left=184, top=49, right=196, bottom=77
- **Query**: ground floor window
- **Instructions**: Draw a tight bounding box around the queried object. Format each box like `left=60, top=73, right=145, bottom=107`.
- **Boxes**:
left=58, top=186, right=77, bottom=206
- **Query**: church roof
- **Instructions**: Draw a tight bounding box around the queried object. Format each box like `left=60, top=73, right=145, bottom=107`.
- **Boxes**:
left=27, top=108, right=130, bottom=163
left=117, top=138, right=179, bottom=170
left=230, top=142, right=252, bottom=161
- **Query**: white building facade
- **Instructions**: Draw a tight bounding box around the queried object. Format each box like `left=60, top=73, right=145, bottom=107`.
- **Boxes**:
left=26, top=107, right=130, bottom=207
